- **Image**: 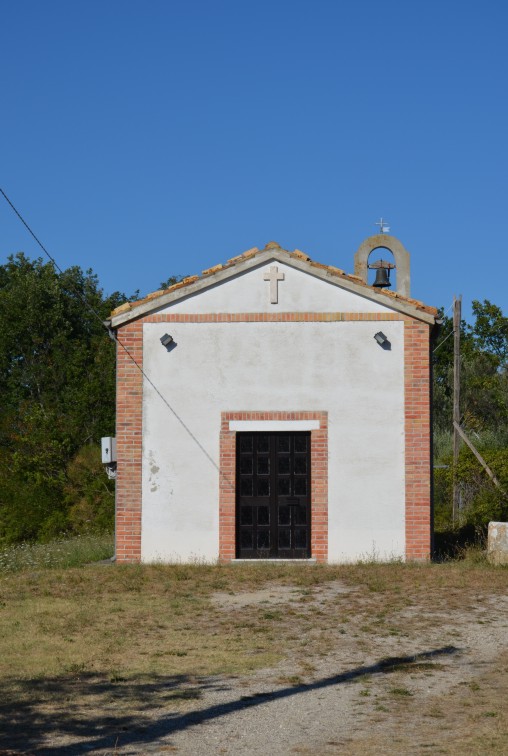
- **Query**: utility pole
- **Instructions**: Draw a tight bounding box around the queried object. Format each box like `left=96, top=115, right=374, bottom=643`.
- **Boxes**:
left=452, top=295, right=462, bottom=525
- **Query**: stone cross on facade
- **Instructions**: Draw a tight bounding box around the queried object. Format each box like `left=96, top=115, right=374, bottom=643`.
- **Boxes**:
left=263, top=265, right=285, bottom=304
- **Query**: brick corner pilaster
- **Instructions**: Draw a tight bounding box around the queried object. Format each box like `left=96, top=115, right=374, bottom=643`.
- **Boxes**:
left=115, top=321, right=143, bottom=563
left=404, top=321, right=432, bottom=561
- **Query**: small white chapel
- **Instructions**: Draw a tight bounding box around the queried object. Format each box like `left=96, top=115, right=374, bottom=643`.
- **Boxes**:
left=107, top=232, right=438, bottom=564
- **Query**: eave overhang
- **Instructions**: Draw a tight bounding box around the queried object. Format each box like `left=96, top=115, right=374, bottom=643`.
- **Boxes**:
left=107, top=245, right=438, bottom=330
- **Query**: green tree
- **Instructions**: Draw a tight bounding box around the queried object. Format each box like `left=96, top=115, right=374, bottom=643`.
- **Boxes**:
left=433, top=299, right=508, bottom=536
left=432, top=310, right=472, bottom=433
left=433, top=300, right=508, bottom=435
left=470, top=299, right=508, bottom=365
left=0, top=253, right=131, bottom=543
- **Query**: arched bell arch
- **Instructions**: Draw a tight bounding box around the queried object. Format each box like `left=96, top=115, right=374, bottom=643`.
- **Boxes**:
left=354, top=234, right=410, bottom=298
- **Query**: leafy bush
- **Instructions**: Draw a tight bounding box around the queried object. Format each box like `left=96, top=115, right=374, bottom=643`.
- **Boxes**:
left=65, top=444, right=115, bottom=533
left=434, top=445, right=508, bottom=533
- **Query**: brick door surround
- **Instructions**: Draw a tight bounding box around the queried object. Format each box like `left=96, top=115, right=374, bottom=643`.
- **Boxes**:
left=219, top=411, right=329, bottom=562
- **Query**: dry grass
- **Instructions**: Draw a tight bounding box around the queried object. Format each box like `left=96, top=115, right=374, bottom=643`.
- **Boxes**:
left=0, top=559, right=507, bottom=753
left=2, top=560, right=502, bottom=680
left=334, top=650, right=508, bottom=756
left=0, top=532, right=114, bottom=572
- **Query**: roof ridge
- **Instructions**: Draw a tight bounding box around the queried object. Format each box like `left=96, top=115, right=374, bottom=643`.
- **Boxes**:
left=110, top=243, right=438, bottom=318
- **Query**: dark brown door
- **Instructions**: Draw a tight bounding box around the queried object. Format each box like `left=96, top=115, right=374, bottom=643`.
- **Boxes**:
left=236, top=432, right=311, bottom=559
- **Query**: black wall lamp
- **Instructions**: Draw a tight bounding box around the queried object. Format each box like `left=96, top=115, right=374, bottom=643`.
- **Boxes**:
left=374, top=331, right=391, bottom=350
left=160, top=333, right=174, bottom=350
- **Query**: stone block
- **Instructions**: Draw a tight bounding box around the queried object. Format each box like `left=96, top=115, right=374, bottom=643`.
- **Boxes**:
left=487, top=522, right=508, bottom=565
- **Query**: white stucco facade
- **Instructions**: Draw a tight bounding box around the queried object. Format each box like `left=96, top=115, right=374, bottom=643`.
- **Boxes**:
left=139, top=260, right=407, bottom=563
left=153, top=261, right=394, bottom=315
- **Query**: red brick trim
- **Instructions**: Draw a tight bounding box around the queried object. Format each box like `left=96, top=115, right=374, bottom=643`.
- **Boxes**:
left=141, top=312, right=410, bottom=323
left=115, top=322, right=143, bottom=563
left=219, top=412, right=328, bottom=562
left=404, top=321, right=432, bottom=560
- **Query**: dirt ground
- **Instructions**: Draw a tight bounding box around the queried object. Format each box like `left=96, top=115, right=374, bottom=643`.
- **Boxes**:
left=1, top=565, right=507, bottom=755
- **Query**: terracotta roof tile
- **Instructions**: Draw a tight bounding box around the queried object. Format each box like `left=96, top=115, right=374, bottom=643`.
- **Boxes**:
left=202, top=265, right=223, bottom=276
left=291, top=249, right=312, bottom=261
left=308, top=261, right=330, bottom=271
left=145, top=289, right=164, bottom=300
left=112, top=301, right=132, bottom=315
left=166, top=280, right=188, bottom=292
left=241, top=246, right=260, bottom=258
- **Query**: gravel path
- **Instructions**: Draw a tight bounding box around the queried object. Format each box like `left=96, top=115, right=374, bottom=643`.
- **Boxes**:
left=29, top=587, right=508, bottom=756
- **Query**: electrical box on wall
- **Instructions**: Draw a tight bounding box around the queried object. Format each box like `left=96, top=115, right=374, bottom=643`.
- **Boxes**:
left=101, top=437, right=117, bottom=464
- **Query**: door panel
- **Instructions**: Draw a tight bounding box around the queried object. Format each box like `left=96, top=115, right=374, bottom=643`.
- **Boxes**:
left=236, top=432, right=311, bottom=559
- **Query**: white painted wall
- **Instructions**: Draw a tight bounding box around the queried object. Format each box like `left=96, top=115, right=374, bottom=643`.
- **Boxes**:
left=140, top=316, right=406, bottom=563
left=155, top=260, right=395, bottom=314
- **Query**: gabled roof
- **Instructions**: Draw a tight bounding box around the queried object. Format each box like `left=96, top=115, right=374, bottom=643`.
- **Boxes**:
left=108, top=241, right=438, bottom=328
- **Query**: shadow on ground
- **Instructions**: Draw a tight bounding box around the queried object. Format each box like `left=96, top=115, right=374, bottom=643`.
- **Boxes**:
left=0, top=646, right=459, bottom=755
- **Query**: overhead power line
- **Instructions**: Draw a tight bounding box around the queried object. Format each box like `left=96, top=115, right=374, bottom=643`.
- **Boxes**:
left=0, top=188, right=221, bottom=473
left=432, top=299, right=457, bottom=355
left=0, top=187, right=107, bottom=332
left=433, top=327, right=454, bottom=354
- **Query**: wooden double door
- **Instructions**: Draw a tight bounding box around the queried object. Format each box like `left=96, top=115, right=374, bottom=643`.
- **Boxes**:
left=236, top=432, right=311, bottom=559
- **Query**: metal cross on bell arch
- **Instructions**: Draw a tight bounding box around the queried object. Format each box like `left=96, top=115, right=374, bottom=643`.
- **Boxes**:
left=368, top=258, right=396, bottom=288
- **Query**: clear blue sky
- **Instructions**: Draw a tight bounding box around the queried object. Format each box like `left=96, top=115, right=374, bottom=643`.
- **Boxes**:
left=1, top=0, right=507, bottom=321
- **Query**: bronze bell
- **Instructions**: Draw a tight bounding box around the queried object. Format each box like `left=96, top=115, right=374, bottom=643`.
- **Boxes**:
left=373, top=267, right=391, bottom=288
